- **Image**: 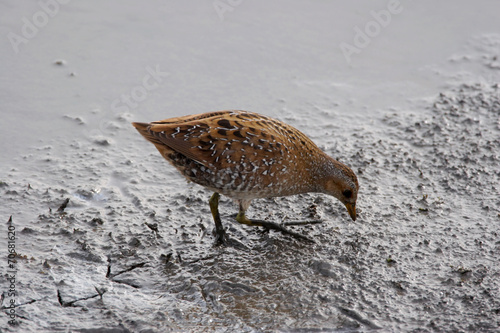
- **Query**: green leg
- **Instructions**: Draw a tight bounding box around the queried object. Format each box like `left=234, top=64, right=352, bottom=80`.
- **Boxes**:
left=209, top=192, right=227, bottom=245
left=235, top=210, right=315, bottom=243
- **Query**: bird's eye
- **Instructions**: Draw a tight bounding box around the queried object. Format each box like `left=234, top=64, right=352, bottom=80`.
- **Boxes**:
left=343, top=189, right=352, bottom=198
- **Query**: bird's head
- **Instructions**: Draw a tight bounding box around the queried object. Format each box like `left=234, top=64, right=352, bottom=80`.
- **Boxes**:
left=322, top=158, right=359, bottom=221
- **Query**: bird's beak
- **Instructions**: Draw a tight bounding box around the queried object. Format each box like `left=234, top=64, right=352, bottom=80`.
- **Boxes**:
left=344, top=203, right=357, bottom=221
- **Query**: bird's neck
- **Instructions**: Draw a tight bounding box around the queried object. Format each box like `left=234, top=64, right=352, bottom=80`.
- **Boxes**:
left=308, top=153, right=345, bottom=192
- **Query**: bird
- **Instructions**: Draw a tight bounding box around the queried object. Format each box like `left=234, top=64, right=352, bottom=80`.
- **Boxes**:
left=132, top=110, right=358, bottom=244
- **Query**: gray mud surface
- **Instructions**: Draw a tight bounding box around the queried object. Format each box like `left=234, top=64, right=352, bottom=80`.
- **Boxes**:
left=2, top=82, right=499, bottom=332
left=2, top=2, right=500, bottom=332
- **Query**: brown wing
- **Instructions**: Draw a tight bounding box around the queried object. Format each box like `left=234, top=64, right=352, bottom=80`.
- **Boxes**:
left=133, top=110, right=318, bottom=167
left=132, top=110, right=322, bottom=195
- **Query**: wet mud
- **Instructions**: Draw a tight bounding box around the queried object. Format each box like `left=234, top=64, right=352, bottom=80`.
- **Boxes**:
left=2, top=9, right=500, bottom=329
left=1, top=79, right=499, bottom=332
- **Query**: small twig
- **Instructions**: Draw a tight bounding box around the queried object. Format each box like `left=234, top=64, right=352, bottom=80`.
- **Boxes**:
left=106, top=258, right=146, bottom=288
left=107, top=262, right=146, bottom=279
left=1, top=299, right=36, bottom=310
left=94, top=286, right=107, bottom=299
left=57, top=198, right=70, bottom=212
left=57, top=289, right=103, bottom=307
left=57, top=289, right=64, bottom=306
left=145, top=222, right=159, bottom=233
left=106, top=257, right=112, bottom=278
left=109, top=279, right=140, bottom=289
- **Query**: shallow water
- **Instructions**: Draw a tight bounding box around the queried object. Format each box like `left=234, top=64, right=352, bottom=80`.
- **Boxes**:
left=1, top=1, right=500, bottom=332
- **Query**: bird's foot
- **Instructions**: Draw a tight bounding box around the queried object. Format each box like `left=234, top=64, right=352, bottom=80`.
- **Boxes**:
left=283, top=220, right=323, bottom=226
left=235, top=212, right=315, bottom=243
left=213, top=226, right=228, bottom=246
left=212, top=226, right=249, bottom=250
left=253, top=220, right=315, bottom=243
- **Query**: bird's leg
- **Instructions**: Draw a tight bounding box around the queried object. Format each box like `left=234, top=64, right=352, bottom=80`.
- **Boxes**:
left=235, top=207, right=315, bottom=243
left=209, top=192, right=227, bottom=245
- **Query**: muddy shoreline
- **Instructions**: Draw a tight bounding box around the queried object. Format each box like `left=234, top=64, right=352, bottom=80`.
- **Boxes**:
left=1, top=2, right=500, bottom=332
left=1, top=81, right=499, bottom=332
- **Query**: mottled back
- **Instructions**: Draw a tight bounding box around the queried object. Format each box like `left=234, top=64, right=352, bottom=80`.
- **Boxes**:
left=132, top=110, right=324, bottom=199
